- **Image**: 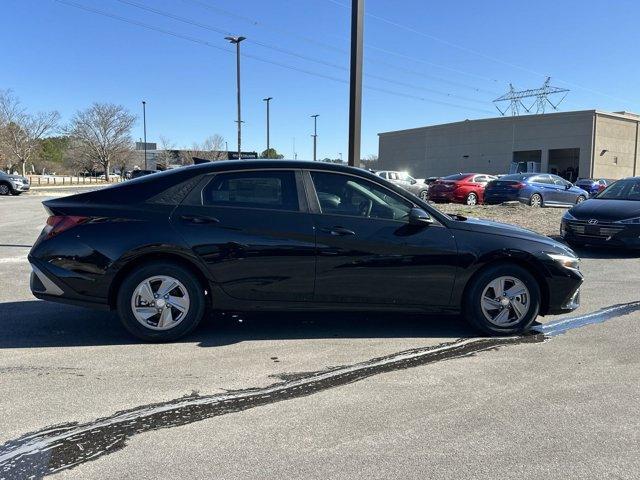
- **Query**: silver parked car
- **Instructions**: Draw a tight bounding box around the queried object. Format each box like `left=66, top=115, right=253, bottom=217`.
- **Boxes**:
left=376, top=170, right=430, bottom=200
left=0, top=170, right=30, bottom=196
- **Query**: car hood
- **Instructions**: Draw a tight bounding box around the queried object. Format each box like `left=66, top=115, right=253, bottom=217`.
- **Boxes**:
left=2, top=175, right=26, bottom=181
left=568, top=199, right=640, bottom=221
left=448, top=216, right=564, bottom=248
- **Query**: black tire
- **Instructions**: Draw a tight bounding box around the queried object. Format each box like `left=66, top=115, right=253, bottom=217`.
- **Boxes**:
left=576, top=195, right=586, bottom=204
left=529, top=193, right=543, bottom=207
left=0, top=183, right=10, bottom=196
left=463, top=263, right=541, bottom=336
left=10, top=190, right=22, bottom=196
left=567, top=239, right=586, bottom=248
left=116, top=261, right=206, bottom=342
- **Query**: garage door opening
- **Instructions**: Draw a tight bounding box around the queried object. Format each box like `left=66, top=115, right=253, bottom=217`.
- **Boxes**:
left=510, top=150, right=542, bottom=174
left=549, top=148, right=580, bottom=181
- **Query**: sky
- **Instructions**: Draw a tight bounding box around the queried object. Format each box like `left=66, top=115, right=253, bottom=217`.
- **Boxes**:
left=2, top=0, right=640, bottom=161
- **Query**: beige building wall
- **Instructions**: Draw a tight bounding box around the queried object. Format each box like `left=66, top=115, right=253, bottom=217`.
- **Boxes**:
left=378, top=110, right=640, bottom=180
left=592, top=112, right=640, bottom=179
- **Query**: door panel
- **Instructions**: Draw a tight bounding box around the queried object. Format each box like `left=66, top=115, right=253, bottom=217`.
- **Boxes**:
left=307, top=170, right=458, bottom=306
left=172, top=170, right=316, bottom=301
left=313, top=215, right=458, bottom=305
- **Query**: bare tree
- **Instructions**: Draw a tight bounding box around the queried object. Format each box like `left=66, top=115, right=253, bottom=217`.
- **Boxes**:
left=67, top=103, right=136, bottom=182
left=0, top=89, right=60, bottom=176
left=178, top=134, right=226, bottom=165
left=155, top=135, right=178, bottom=170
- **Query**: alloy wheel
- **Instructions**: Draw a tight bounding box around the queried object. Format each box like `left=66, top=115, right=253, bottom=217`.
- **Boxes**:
left=480, top=276, right=530, bottom=327
left=0, top=184, right=9, bottom=195
left=130, top=275, right=190, bottom=330
left=530, top=194, right=542, bottom=207
left=576, top=195, right=586, bottom=204
left=466, top=193, right=478, bottom=205
left=419, top=190, right=429, bottom=201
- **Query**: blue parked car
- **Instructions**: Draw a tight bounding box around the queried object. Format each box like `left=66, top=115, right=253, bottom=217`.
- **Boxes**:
left=484, top=173, right=589, bottom=207
left=574, top=178, right=610, bottom=197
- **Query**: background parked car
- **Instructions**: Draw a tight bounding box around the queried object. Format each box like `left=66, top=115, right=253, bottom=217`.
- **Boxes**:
left=376, top=170, right=429, bottom=200
left=0, top=170, right=30, bottom=196
left=428, top=173, right=497, bottom=205
left=575, top=178, right=611, bottom=197
left=484, top=173, right=588, bottom=207
left=130, top=169, right=157, bottom=180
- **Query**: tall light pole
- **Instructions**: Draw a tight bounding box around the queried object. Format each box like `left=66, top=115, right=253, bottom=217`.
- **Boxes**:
left=226, top=35, right=246, bottom=159
left=348, top=0, right=364, bottom=167
left=263, top=97, right=273, bottom=158
left=311, top=114, right=319, bottom=161
left=142, top=100, right=147, bottom=170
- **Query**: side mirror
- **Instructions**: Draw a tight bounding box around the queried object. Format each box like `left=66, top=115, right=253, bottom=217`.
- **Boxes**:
left=409, top=207, right=433, bottom=226
left=410, top=179, right=417, bottom=185
left=565, top=183, right=573, bottom=189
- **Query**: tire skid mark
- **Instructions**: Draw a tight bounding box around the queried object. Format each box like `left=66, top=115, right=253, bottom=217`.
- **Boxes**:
left=1, top=300, right=639, bottom=479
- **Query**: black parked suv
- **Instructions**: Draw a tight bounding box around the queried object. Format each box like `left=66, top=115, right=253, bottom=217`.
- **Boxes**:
left=29, top=161, right=583, bottom=341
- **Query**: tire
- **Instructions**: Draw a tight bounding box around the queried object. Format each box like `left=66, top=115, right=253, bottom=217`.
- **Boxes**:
left=576, top=195, right=586, bottom=204
left=466, top=192, right=478, bottom=205
left=116, top=262, right=206, bottom=342
left=10, top=190, right=22, bottom=196
left=529, top=193, right=543, bottom=207
left=0, top=183, right=10, bottom=196
left=567, top=240, right=586, bottom=248
left=463, top=263, right=541, bottom=336
left=418, top=190, right=429, bottom=201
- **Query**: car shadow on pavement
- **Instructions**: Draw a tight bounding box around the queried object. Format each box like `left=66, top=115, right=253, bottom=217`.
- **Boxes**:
left=0, top=300, right=476, bottom=349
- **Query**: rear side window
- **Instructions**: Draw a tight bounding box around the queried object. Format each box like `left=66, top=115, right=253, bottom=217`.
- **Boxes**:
left=202, top=171, right=299, bottom=211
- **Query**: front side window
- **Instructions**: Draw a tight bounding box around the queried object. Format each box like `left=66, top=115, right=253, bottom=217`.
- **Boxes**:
left=311, top=171, right=412, bottom=221
left=202, top=170, right=299, bottom=211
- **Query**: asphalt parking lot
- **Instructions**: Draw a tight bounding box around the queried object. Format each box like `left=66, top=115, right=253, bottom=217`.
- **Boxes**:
left=1, top=194, right=639, bottom=479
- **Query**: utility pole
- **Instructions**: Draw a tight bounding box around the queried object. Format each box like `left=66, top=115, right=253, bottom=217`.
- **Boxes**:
left=226, top=36, right=246, bottom=159
left=263, top=97, right=273, bottom=157
left=311, top=114, right=319, bottom=161
left=348, top=0, right=364, bottom=167
left=142, top=100, right=147, bottom=170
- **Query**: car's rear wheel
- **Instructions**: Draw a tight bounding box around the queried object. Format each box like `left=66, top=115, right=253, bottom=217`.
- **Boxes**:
left=576, top=195, right=586, bottom=204
left=465, top=192, right=478, bottom=205
left=418, top=190, right=429, bottom=201
left=0, top=183, right=10, bottom=195
left=463, top=263, right=541, bottom=336
left=116, top=262, right=206, bottom=342
left=529, top=193, right=543, bottom=207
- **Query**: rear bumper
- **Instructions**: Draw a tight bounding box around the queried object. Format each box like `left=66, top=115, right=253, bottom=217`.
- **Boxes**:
left=29, top=257, right=110, bottom=310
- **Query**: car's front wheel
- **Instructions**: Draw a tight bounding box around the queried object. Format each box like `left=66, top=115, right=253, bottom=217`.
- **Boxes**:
left=463, top=263, right=541, bottom=336
left=116, top=262, right=206, bottom=342
left=0, top=183, right=10, bottom=195
left=576, top=195, right=586, bottom=204
left=418, top=190, right=429, bottom=201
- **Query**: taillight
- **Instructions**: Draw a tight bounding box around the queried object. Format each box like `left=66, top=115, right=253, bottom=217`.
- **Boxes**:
left=44, top=215, right=89, bottom=238
left=513, top=182, right=526, bottom=189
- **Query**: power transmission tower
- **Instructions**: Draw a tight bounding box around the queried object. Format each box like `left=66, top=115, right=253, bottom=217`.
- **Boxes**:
left=493, top=77, right=569, bottom=116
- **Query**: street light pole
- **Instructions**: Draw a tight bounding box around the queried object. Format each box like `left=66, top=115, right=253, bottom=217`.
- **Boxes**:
left=263, top=97, right=273, bottom=158
left=348, top=0, right=364, bottom=167
left=311, top=114, right=319, bottom=161
left=226, top=36, right=246, bottom=159
left=142, top=100, right=147, bottom=170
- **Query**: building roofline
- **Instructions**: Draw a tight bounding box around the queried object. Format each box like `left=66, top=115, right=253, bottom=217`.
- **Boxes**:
left=377, top=109, right=640, bottom=137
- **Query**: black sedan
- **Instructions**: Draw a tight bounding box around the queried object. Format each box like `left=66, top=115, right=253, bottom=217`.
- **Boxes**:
left=29, top=161, right=583, bottom=341
left=561, top=177, right=640, bottom=248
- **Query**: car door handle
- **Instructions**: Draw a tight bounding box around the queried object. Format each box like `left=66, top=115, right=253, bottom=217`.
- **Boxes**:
left=320, top=226, right=356, bottom=236
left=180, top=214, right=220, bottom=224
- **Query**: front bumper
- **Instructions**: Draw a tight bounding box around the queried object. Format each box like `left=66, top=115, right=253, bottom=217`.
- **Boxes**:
left=12, top=182, right=30, bottom=192
left=561, top=220, right=640, bottom=249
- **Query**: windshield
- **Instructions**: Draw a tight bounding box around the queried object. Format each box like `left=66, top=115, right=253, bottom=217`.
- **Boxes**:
left=397, top=172, right=415, bottom=182
left=596, top=178, right=640, bottom=200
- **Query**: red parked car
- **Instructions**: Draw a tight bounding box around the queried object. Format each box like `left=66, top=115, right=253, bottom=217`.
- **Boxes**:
left=428, top=173, right=498, bottom=205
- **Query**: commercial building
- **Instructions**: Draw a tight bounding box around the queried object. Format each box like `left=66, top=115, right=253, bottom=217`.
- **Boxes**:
left=378, top=110, right=640, bottom=181
left=132, top=142, right=257, bottom=170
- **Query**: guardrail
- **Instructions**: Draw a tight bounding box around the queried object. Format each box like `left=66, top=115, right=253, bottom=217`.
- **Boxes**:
left=27, top=175, right=124, bottom=186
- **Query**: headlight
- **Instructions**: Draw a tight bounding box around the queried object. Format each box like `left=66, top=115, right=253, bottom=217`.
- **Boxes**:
left=615, top=217, right=640, bottom=224
left=547, top=253, right=580, bottom=271
left=562, top=210, right=576, bottom=221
